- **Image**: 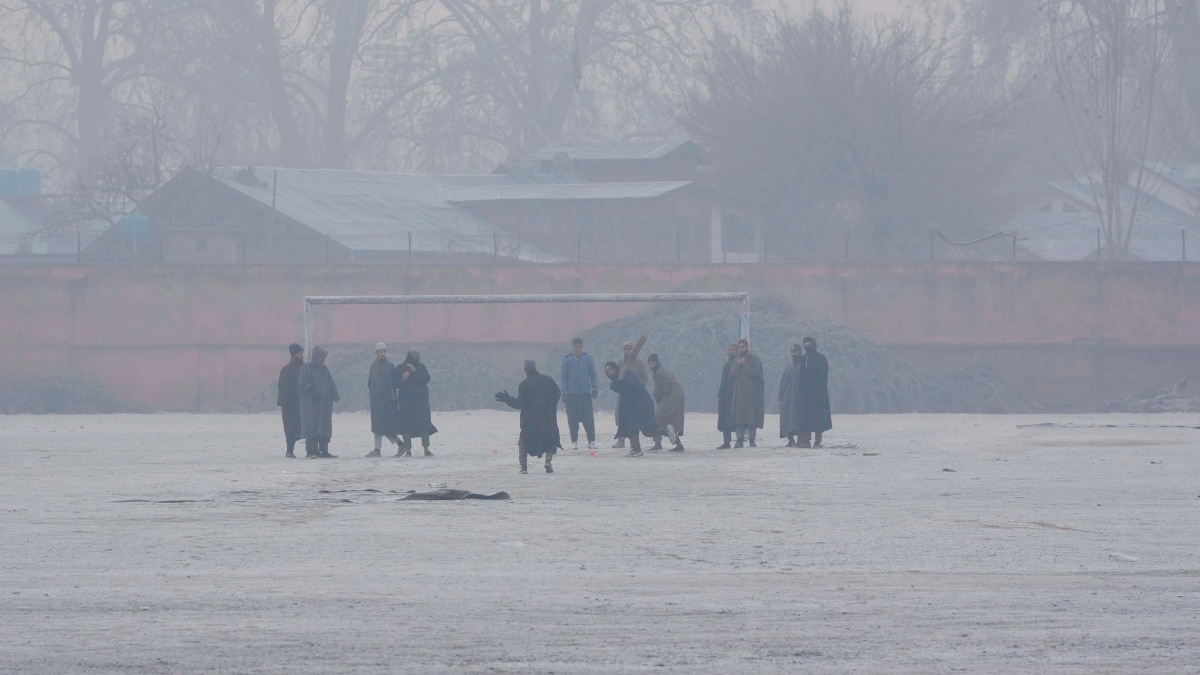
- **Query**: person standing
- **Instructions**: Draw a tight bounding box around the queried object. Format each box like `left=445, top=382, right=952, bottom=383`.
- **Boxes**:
left=778, top=344, right=806, bottom=447
left=366, top=343, right=401, bottom=457
left=560, top=337, right=598, bottom=450
left=495, top=359, right=563, bottom=474
left=604, top=360, right=657, bottom=457
left=729, top=338, right=765, bottom=448
left=612, top=340, right=649, bottom=449
left=277, top=343, right=304, bottom=458
left=646, top=353, right=685, bottom=452
left=298, top=345, right=339, bottom=458
left=715, top=343, right=737, bottom=449
left=798, top=337, right=832, bottom=448
left=395, top=349, right=438, bottom=456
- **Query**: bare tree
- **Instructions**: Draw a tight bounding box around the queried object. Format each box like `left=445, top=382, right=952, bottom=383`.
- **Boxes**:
left=1046, top=0, right=1187, bottom=259
left=684, top=4, right=1020, bottom=262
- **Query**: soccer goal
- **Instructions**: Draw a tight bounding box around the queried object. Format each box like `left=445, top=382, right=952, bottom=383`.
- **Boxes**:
left=303, top=292, right=750, bottom=359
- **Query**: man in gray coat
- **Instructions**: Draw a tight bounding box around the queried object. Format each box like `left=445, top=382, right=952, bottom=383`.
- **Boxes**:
left=647, top=353, right=685, bottom=452
left=299, top=345, right=340, bottom=458
left=729, top=338, right=765, bottom=448
left=366, top=342, right=400, bottom=457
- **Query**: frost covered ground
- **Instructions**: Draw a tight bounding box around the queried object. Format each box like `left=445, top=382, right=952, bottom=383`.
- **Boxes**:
left=2, top=411, right=1198, bottom=673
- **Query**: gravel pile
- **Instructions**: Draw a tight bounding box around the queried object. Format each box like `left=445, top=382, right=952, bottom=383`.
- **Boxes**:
left=559, top=300, right=1030, bottom=414
left=0, top=374, right=138, bottom=414
left=1098, top=380, right=1200, bottom=413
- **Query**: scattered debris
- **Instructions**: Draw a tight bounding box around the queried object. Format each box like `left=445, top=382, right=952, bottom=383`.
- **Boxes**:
left=1109, top=553, right=1138, bottom=562
left=942, top=467, right=957, bottom=472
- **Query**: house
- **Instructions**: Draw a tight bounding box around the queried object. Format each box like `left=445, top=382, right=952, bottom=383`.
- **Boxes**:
left=88, top=138, right=726, bottom=264
left=1010, top=178, right=1199, bottom=261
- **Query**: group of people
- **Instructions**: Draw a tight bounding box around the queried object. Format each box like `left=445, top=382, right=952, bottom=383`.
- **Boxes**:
left=275, top=342, right=438, bottom=459
left=712, top=336, right=832, bottom=449
left=276, top=334, right=831, bottom=470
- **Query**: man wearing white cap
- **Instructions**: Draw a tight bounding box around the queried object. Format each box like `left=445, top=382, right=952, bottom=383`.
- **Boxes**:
left=366, top=342, right=401, bottom=457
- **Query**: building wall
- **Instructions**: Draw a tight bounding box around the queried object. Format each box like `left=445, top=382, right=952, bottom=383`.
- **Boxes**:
left=1, top=262, right=1198, bottom=410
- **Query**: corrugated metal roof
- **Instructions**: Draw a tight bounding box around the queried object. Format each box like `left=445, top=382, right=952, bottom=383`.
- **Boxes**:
left=1048, top=181, right=1194, bottom=227
left=1145, top=161, right=1200, bottom=195
left=209, top=168, right=565, bottom=260
left=526, top=139, right=694, bottom=161
left=444, top=181, right=691, bottom=202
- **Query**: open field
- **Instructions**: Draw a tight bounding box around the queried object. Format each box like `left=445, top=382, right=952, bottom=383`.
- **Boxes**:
left=2, top=411, right=1198, bottom=673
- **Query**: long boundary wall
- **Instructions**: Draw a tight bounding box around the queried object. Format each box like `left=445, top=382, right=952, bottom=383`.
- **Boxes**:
left=2, top=263, right=1198, bottom=410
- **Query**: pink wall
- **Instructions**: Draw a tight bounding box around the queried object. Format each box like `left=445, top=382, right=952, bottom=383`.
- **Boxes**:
left=3, top=263, right=1199, bottom=409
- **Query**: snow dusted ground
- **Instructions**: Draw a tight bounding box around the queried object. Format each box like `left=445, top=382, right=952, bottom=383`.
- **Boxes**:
left=3, top=410, right=1198, bottom=673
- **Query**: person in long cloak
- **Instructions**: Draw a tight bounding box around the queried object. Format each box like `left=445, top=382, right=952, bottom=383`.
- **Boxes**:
left=495, top=359, right=562, bottom=473
left=612, top=340, right=649, bottom=449
left=298, top=345, right=339, bottom=458
left=647, top=353, right=685, bottom=452
left=604, top=361, right=658, bottom=457
left=276, top=343, right=304, bottom=458
left=729, top=338, right=765, bottom=448
left=394, top=349, right=438, bottom=456
left=715, top=343, right=737, bottom=449
left=799, top=337, right=833, bottom=448
left=778, top=344, right=807, bottom=447
left=366, top=343, right=401, bottom=457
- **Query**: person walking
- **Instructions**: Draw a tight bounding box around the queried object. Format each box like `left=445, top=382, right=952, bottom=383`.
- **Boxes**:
left=366, top=343, right=401, bottom=457
left=495, top=359, right=563, bottom=474
left=612, top=340, right=649, bottom=449
left=646, top=353, right=685, bottom=452
left=604, top=360, right=657, bottom=457
left=298, top=345, right=339, bottom=458
left=715, top=343, right=737, bottom=449
left=277, top=343, right=304, bottom=458
left=729, top=338, right=765, bottom=448
left=778, top=344, right=806, bottom=447
left=798, top=337, right=832, bottom=448
left=560, top=338, right=598, bottom=450
left=394, top=349, right=438, bottom=456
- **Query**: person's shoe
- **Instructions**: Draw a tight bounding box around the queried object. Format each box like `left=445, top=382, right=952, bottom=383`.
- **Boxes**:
left=423, top=447, right=433, bottom=457
left=797, top=441, right=811, bottom=448
left=670, top=442, right=685, bottom=452
left=716, top=443, right=731, bottom=449
left=612, top=439, right=625, bottom=449
left=785, top=440, right=796, bottom=448
left=572, top=441, right=579, bottom=450
left=285, top=451, right=296, bottom=458
left=366, top=449, right=382, bottom=458
left=648, top=442, right=663, bottom=452
left=400, top=446, right=412, bottom=457
left=733, top=441, right=744, bottom=448
left=587, top=441, right=597, bottom=450
left=322, top=452, right=338, bottom=458
left=544, top=464, right=553, bottom=473
left=625, top=448, right=644, bottom=457
left=519, top=467, right=528, bottom=474
left=812, top=442, right=823, bottom=449
left=749, top=440, right=757, bottom=448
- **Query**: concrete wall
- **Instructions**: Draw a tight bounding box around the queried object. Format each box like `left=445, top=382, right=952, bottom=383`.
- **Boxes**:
left=2, top=262, right=1198, bottom=410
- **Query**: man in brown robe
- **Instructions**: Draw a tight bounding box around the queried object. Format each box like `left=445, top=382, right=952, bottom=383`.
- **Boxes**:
left=647, top=353, right=685, bottom=452
left=729, top=338, right=765, bottom=448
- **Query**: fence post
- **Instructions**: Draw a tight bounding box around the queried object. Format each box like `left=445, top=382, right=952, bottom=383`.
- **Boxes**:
left=76, top=231, right=81, bottom=264
left=325, top=233, right=330, bottom=263
left=844, top=230, right=850, bottom=263
left=577, top=229, right=582, bottom=264
left=1012, top=229, right=1017, bottom=261
left=1097, top=229, right=1101, bottom=261
left=408, top=231, right=412, bottom=264
left=493, top=231, right=498, bottom=261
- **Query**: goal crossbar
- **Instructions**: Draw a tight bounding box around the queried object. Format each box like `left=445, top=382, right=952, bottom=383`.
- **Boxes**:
left=304, top=292, right=750, bottom=359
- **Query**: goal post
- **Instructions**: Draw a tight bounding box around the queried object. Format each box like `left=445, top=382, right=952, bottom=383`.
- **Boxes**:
left=303, top=292, right=750, bottom=360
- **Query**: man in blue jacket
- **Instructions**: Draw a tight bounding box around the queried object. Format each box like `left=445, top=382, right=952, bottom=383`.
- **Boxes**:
left=560, top=337, right=598, bottom=450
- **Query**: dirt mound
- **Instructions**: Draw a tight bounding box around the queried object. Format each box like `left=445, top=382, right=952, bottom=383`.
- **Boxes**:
left=559, top=301, right=1029, bottom=414
left=0, top=374, right=138, bottom=414
left=1098, top=380, right=1200, bottom=413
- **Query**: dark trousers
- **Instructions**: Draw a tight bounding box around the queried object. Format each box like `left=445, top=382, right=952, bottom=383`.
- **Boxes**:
left=563, top=393, right=595, bottom=443
left=305, top=436, right=330, bottom=457
left=519, top=441, right=555, bottom=470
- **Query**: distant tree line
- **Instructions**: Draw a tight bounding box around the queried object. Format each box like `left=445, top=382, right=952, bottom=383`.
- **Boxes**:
left=1, top=0, right=1197, bottom=260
